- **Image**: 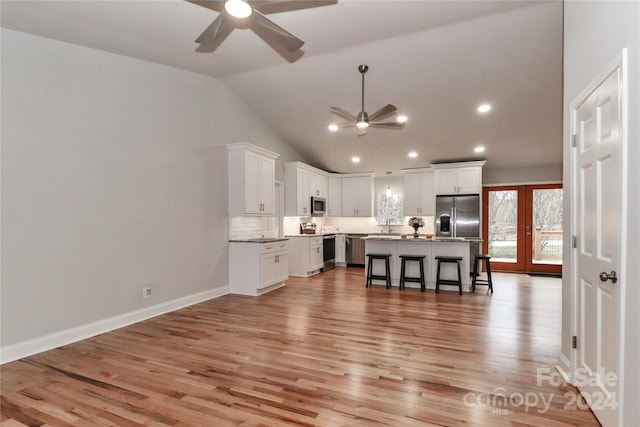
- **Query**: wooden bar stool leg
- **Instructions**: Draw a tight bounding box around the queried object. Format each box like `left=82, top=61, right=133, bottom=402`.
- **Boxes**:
left=486, top=258, right=493, bottom=294
left=420, top=259, right=425, bottom=292
left=385, top=257, right=391, bottom=289
left=471, top=256, right=479, bottom=292
left=456, top=260, right=462, bottom=295
left=366, top=255, right=372, bottom=288
left=399, top=257, right=405, bottom=290
left=435, top=259, right=441, bottom=293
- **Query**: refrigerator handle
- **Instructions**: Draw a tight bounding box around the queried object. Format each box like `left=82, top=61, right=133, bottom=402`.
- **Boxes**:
left=452, top=207, right=457, bottom=238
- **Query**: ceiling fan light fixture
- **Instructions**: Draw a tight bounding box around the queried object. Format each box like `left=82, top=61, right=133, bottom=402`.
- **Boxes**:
left=356, top=121, right=369, bottom=129
left=224, top=0, right=253, bottom=18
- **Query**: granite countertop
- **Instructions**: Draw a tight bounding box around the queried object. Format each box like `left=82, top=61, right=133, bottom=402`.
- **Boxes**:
left=365, top=235, right=482, bottom=242
left=229, top=238, right=289, bottom=243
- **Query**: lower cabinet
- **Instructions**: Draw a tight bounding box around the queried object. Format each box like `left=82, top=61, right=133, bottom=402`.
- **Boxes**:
left=288, top=236, right=324, bottom=277
left=230, top=241, right=288, bottom=296
left=335, top=234, right=346, bottom=264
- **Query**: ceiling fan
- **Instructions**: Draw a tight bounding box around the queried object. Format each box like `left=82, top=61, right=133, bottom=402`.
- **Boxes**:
left=329, top=64, right=407, bottom=136
left=187, top=0, right=334, bottom=55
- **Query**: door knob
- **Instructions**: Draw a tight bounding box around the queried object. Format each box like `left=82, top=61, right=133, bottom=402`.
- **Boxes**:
left=599, top=271, right=618, bottom=283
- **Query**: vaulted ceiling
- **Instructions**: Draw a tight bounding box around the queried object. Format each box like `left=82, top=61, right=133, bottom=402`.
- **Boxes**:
left=1, top=0, right=563, bottom=175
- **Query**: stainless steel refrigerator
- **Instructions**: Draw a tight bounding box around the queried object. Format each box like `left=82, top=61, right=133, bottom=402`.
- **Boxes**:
left=435, top=194, right=480, bottom=239
left=435, top=194, right=480, bottom=268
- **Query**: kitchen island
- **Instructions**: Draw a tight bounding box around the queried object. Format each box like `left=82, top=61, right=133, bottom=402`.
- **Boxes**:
left=364, top=236, right=480, bottom=292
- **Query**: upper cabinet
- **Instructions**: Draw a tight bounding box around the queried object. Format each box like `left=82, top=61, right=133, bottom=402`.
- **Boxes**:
left=227, top=142, right=280, bottom=216
left=403, top=169, right=435, bottom=216
left=327, top=177, right=342, bottom=216
left=432, top=161, right=486, bottom=195
left=342, top=175, right=374, bottom=217
left=284, top=162, right=329, bottom=216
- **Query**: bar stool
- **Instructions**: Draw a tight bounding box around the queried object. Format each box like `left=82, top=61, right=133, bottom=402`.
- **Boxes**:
left=472, top=254, right=494, bottom=293
left=366, top=253, right=392, bottom=289
left=435, top=255, right=463, bottom=295
left=399, top=255, right=426, bottom=291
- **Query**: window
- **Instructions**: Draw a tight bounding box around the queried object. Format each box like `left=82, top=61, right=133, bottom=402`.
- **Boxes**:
left=377, top=193, right=403, bottom=225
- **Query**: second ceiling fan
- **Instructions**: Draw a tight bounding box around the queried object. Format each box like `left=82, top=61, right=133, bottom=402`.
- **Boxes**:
left=330, top=65, right=407, bottom=136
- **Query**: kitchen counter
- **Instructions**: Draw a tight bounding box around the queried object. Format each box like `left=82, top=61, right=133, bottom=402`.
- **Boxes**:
left=365, top=238, right=475, bottom=291
left=229, top=238, right=288, bottom=243
left=364, top=235, right=482, bottom=242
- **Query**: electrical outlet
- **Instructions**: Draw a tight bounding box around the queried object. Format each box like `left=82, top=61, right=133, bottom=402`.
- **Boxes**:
left=142, top=286, right=151, bottom=299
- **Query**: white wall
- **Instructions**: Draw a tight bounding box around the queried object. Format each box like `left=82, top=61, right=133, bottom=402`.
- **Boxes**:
left=483, top=165, right=562, bottom=185
left=0, top=29, right=304, bottom=360
left=563, top=1, right=639, bottom=425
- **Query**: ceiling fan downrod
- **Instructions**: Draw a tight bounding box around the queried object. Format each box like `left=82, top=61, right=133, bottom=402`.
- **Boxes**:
left=358, top=64, right=369, bottom=124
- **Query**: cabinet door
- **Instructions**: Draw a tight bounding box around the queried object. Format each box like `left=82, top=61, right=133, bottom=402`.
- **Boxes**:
left=310, top=244, right=323, bottom=271
left=244, top=151, right=262, bottom=214
left=274, top=252, right=289, bottom=283
left=328, top=177, right=342, bottom=216
left=342, top=176, right=373, bottom=217
left=259, top=156, right=275, bottom=214
left=315, top=174, right=328, bottom=198
left=297, top=169, right=311, bottom=215
left=419, top=172, right=435, bottom=215
left=403, top=173, right=422, bottom=216
left=335, top=234, right=346, bottom=263
left=260, top=253, right=276, bottom=289
left=434, top=168, right=458, bottom=194
left=457, top=166, right=482, bottom=194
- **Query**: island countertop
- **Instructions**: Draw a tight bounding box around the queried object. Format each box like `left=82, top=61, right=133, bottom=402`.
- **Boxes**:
left=363, top=235, right=482, bottom=243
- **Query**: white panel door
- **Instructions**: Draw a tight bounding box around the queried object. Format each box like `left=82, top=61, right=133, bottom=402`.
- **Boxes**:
left=574, top=63, right=622, bottom=427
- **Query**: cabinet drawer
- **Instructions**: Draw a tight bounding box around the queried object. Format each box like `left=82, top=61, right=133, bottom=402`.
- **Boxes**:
left=310, top=236, right=323, bottom=246
left=261, top=241, right=288, bottom=254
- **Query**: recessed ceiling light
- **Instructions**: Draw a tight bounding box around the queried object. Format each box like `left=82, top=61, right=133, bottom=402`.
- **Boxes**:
left=224, top=0, right=253, bottom=18
left=397, top=115, right=408, bottom=123
left=351, top=156, right=360, bottom=163
left=474, top=146, right=485, bottom=153
left=478, top=104, right=491, bottom=113
left=328, top=124, right=338, bottom=132
left=408, top=151, right=418, bottom=158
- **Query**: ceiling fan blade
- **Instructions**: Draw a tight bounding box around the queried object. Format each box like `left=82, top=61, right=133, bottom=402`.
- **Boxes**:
left=330, top=107, right=357, bottom=122
left=369, top=122, right=406, bottom=129
left=249, top=9, right=304, bottom=52
left=255, top=0, right=337, bottom=14
left=367, top=104, right=397, bottom=122
left=186, top=0, right=224, bottom=12
left=195, top=12, right=232, bottom=45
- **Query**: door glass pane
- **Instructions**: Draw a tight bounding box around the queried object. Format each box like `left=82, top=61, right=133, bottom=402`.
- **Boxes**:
left=532, top=189, right=563, bottom=265
left=488, top=190, right=518, bottom=262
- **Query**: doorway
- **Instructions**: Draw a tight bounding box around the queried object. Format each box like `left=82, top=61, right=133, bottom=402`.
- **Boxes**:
left=482, top=184, right=563, bottom=275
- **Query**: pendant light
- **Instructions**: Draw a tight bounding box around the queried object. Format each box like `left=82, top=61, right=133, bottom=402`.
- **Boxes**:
left=386, top=171, right=392, bottom=197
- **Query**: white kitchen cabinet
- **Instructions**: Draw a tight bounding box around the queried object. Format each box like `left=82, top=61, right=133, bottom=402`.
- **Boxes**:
left=288, top=236, right=324, bottom=277
left=327, top=177, right=342, bottom=216
left=341, top=175, right=374, bottom=217
left=432, top=161, right=485, bottom=195
left=227, top=142, right=279, bottom=216
left=403, top=170, right=435, bottom=216
left=335, top=234, right=346, bottom=264
left=229, top=240, right=288, bottom=296
left=284, top=162, right=329, bottom=216
left=310, top=172, right=328, bottom=198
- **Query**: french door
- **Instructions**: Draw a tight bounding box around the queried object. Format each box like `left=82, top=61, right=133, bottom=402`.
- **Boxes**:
left=482, top=184, right=563, bottom=275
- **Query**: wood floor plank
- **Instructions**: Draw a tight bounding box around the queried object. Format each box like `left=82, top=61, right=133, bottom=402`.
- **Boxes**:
left=1, top=269, right=599, bottom=426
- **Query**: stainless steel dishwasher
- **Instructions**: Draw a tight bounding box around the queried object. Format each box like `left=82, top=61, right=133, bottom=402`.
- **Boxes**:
left=346, top=235, right=366, bottom=267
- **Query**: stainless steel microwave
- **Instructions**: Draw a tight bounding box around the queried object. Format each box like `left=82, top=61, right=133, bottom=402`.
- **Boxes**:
left=310, top=197, right=326, bottom=216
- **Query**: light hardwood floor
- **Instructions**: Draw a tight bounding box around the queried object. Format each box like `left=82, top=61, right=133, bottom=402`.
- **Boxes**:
left=1, top=268, right=599, bottom=426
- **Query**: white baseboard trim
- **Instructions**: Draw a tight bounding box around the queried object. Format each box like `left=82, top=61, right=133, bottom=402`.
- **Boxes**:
left=0, top=286, right=230, bottom=365
left=556, top=352, right=572, bottom=385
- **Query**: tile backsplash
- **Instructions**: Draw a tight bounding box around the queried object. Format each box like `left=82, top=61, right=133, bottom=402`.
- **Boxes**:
left=284, top=215, right=435, bottom=236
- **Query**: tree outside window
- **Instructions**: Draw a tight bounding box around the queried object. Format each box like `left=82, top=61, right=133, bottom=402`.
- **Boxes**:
left=377, top=193, right=403, bottom=225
